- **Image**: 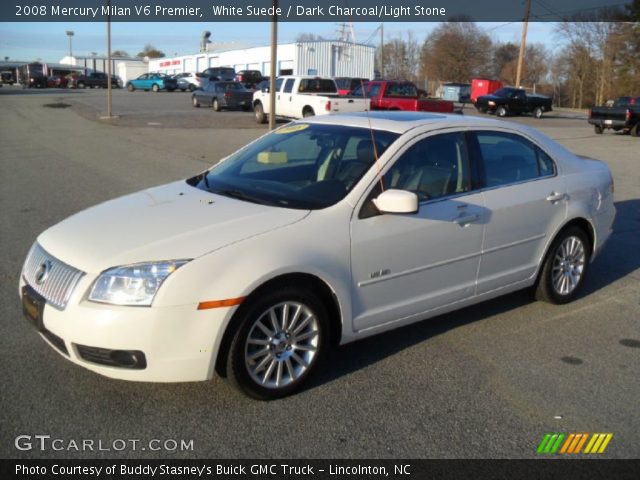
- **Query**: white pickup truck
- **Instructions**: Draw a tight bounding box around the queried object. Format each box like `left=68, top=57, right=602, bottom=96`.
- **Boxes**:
left=252, top=75, right=369, bottom=123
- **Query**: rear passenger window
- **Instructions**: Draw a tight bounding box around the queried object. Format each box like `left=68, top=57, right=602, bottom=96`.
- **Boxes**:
left=283, top=79, right=295, bottom=93
left=475, top=132, right=551, bottom=188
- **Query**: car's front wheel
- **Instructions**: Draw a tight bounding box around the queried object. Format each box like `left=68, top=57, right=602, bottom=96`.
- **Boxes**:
left=152, top=84, right=160, bottom=92
left=192, top=95, right=200, bottom=108
left=533, top=106, right=544, bottom=118
left=254, top=102, right=266, bottom=124
left=496, top=106, right=508, bottom=117
left=226, top=287, right=328, bottom=400
left=127, top=83, right=134, bottom=92
left=535, top=226, right=591, bottom=304
left=213, top=98, right=221, bottom=111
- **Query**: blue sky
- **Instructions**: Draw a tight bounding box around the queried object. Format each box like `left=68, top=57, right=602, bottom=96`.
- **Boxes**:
left=0, top=21, right=558, bottom=62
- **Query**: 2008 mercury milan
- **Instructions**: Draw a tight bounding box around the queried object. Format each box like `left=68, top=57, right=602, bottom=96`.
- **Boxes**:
left=20, top=112, right=615, bottom=399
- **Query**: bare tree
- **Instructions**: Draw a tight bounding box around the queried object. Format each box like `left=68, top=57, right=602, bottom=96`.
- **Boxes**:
left=295, top=33, right=325, bottom=42
left=136, top=44, right=165, bottom=59
left=419, top=22, right=492, bottom=83
left=382, top=31, right=420, bottom=81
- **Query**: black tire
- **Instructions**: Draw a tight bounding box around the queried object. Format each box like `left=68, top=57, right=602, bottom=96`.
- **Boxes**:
left=188, top=84, right=196, bottom=92
left=213, top=98, right=221, bottom=112
left=496, top=106, right=508, bottom=117
left=302, top=107, right=315, bottom=118
left=152, top=84, right=159, bottom=92
left=77, top=82, right=85, bottom=89
left=192, top=95, right=200, bottom=108
left=533, top=107, right=543, bottom=119
left=535, top=226, right=591, bottom=305
left=631, top=124, right=639, bottom=137
left=167, top=88, right=175, bottom=92
left=127, top=83, right=134, bottom=92
left=226, top=286, right=329, bottom=400
left=594, top=125, right=604, bottom=134
left=254, top=102, right=266, bottom=124
left=477, top=106, right=488, bottom=114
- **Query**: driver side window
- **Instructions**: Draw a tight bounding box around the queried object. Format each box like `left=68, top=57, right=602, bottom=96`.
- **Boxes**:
left=384, top=133, right=471, bottom=201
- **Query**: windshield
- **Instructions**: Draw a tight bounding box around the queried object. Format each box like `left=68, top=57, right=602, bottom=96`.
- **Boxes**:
left=189, top=123, right=399, bottom=209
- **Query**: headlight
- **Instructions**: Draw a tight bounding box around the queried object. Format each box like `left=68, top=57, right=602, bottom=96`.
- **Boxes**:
left=88, top=260, right=190, bottom=306
left=488, top=101, right=496, bottom=106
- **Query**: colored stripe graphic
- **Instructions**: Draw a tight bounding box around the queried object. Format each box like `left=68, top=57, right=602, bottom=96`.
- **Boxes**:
left=539, top=433, right=613, bottom=454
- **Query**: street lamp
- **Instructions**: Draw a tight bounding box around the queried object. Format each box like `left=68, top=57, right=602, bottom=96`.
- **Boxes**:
left=65, top=30, right=74, bottom=60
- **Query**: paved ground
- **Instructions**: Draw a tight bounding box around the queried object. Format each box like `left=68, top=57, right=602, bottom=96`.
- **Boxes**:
left=1, top=87, right=638, bottom=459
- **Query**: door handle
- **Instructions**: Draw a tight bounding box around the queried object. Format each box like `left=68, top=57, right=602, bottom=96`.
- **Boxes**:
left=454, top=213, right=479, bottom=225
left=546, top=192, right=565, bottom=203
left=348, top=99, right=354, bottom=103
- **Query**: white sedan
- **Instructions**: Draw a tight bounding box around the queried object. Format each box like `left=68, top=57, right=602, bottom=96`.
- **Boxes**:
left=20, top=112, right=615, bottom=399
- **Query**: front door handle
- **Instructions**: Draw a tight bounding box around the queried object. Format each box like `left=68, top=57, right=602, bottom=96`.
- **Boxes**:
left=546, top=192, right=565, bottom=203
left=454, top=213, right=479, bottom=226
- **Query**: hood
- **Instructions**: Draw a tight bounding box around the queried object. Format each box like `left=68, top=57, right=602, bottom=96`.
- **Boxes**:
left=38, top=181, right=309, bottom=273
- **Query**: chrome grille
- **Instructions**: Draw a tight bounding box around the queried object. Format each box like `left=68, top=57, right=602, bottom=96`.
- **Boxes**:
left=22, top=243, right=85, bottom=310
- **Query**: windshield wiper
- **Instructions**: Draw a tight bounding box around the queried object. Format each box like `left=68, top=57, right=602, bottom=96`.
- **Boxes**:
left=215, top=189, right=282, bottom=207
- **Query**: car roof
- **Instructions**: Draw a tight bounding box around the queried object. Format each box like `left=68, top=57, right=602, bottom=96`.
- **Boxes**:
left=302, top=111, right=525, bottom=134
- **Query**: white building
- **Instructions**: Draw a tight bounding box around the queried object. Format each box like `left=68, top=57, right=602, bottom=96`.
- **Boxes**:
left=148, top=40, right=375, bottom=79
left=59, top=55, right=147, bottom=83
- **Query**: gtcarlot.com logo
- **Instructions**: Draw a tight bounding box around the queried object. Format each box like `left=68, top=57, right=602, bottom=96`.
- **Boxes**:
left=537, top=433, right=613, bottom=455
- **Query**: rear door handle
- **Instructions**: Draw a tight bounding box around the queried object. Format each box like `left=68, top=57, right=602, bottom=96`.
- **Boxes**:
left=546, top=192, right=565, bottom=203
left=454, top=214, right=479, bottom=226
left=348, top=99, right=354, bottom=103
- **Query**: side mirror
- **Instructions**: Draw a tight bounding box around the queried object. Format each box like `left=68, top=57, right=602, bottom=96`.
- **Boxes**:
left=373, top=189, right=418, bottom=214
left=261, top=86, right=270, bottom=93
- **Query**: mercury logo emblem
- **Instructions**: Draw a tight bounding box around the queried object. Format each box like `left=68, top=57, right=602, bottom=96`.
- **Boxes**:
left=35, top=260, right=52, bottom=285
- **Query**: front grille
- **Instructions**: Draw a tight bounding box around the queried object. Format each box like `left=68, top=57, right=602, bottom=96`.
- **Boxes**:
left=42, top=329, right=69, bottom=356
left=22, top=243, right=85, bottom=310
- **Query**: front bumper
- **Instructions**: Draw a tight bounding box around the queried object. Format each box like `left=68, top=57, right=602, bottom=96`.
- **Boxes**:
left=19, top=277, right=235, bottom=382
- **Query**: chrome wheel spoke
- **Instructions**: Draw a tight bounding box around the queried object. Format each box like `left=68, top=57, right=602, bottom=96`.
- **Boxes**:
left=245, top=300, right=320, bottom=390
left=551, top=235, right=586, bottom=296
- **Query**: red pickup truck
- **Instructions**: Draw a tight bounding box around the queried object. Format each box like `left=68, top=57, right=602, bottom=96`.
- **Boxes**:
left=352, top=80, right=454, bottom=113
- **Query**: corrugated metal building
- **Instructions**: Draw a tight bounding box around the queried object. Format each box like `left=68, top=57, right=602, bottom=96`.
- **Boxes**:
left=148, top=40, right=375, bottom=79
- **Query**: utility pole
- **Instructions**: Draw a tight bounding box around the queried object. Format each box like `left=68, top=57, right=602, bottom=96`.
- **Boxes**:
left=106, top=0, right=113, bottom=118
left=269, top=0, right=278, bottom=130
left=515, top=0, right=532, bottom=88
left=380, top=23, right=384, bottom=78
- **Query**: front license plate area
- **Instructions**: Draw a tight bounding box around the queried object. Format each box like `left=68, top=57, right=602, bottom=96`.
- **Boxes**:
left=22, top=285, right=45, bottom=332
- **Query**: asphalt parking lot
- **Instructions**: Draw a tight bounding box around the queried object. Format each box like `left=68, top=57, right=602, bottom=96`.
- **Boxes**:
left=0, top=87, right=638, bottom=459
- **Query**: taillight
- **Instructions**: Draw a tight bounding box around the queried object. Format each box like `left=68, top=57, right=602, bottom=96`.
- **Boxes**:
left=325, top=100, right=331, bottom=111
left=625, top=109, right=631, bottom=122
left=588, top=108, right=592, bottom=119
left=224, top=92, right=232, bottom=97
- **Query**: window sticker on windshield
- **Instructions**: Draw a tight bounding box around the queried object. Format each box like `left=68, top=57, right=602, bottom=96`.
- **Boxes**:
left=275, top=124, right=310, bottom=134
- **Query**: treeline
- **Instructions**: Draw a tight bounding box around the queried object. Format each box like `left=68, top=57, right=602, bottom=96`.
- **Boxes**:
left=379, top=3, right=639, bottom=108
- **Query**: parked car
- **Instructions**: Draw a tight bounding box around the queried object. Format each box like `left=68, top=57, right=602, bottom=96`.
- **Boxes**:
left=19, top=112, right=614, bottom=399
left=174, top=72, right=202, bottom=92
left=191, top=81, right=253, bottom=111
left=75, top=72, right=120, bottom=89
left=126, top=73, right=177, bottom=92
left=200, top=67, right=236, bottom=82
left=588, top=96, right=640, bottom=137
left=235, top=70, right=263, bottom=89
left=475, top=87, right=553, bottom=118
left=252, top=75, right=370, bottom=123
left=1, top=71, right=16, bottom=85
left=351, top=80, right=455, bottom=113
left=47, top=75, right=69, bottom=88
left=334, top=77, right=369, bottom=96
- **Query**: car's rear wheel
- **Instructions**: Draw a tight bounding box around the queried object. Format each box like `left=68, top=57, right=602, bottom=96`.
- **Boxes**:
left=213, top=98, right=221, bottom=112
left=127, top=83, right=134, bottom=92
left=631, top=124, right=639, bottom=137
left=594, top=125, right=604, bottom=134
left=192, top=95, right=200, bottom=108
left=226, top=287, right=328, bottom=400
left=496, top=106, right=508, bottom=117
left=533, top=107, right=544, bottom=118
left=254, top=102, right=266, bottom=124
left=189, top=84, right=196, bottom=92
left=77, top=82, right=85, bottom=89
left=152, top=84, right=160, bottom=92
left=535, top=226, right=591, bottom=304
left=303, top=107, right=315, bottom=118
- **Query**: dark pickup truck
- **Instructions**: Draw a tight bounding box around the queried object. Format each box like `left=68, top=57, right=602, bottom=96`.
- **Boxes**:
left=475, top=87, right=552, bottom=118
left=588, top=96, right=640, bottom=137
left=351, top=80, right=455, bottom=113
left=74, top=72, right=120, bottom=89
